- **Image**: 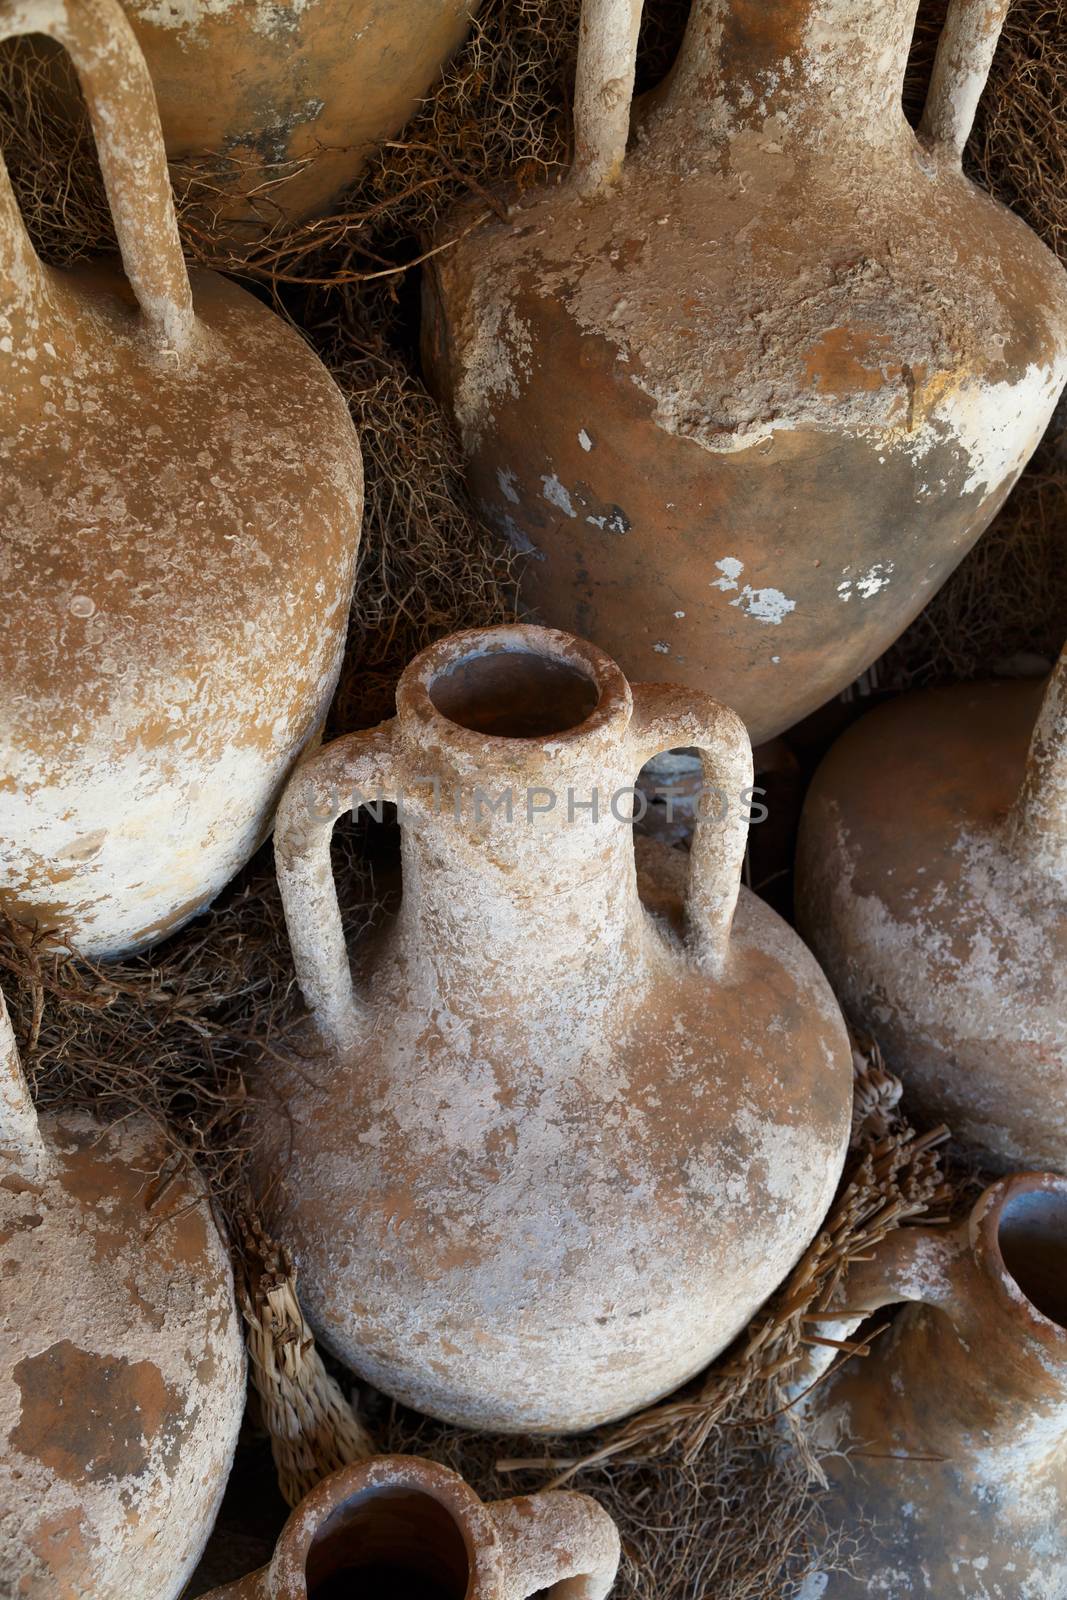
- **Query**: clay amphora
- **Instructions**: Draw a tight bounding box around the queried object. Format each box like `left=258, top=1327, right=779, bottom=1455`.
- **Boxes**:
left=796, top=1172, right=1067, bottom=1598
left=199, top=1455, right=621, bottom=1600
left=422, top=0, right=1067, bottom=745
left=255, top=623, right=853, bottom=1433
left=0, top=989, right=246, bottom=1597
left=0, top=0, right=363, bottom=959
left=116, top=0, right=479, bottom=248
left=795, top=647, right=1067, bottom=1172
left=17, top=0, right=481, bottom=250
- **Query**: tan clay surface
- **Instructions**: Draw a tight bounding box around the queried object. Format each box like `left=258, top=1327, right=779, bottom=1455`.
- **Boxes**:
left=0, top=990, right=246, bottom=1598
left=423, top=0, right=1067, bottom=744
left=254, top=624, right=852, bottom=1433
left=200, top=1454, right=621, bottom=1599
left=795, top=648, right=1067, bottom=1172
left=0, top=0, right=363, bottom=959
left=798, top=1173, right=1067, bottom=1598
left=123, top=0, right=481, bottom=247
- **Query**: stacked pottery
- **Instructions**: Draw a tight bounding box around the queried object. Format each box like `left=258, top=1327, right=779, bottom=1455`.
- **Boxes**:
left=796, top=1173, right=1067, bottom=1597
left=199, top=1456, right=621, bottom=1600
left=423, top=0, right=1067, bottom=742
left=0, top=0, right=1064, bottom=1584
left=252, top=623, right=853, bottom=1431
left=796, top=646, right=1066, bottom=1169
left=0, top=989, right=246, bottom=1597
left=0, top=0, right=363, bottom=959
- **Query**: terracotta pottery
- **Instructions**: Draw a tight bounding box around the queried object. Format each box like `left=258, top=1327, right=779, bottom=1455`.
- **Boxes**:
left=199, top=1454, right=621, bottom=1600
left=795, top=647, right=1067, bottom=1171
left=796, top=1172, right=1067, bottom=1598
left=422, top=0, right=1067, bottom=744
left=17, top=0, right=481, bottom=250
left=0, top=988, right=246, bottom=1597
left=0, top=0, right=363, bottom=959
left=254, top=623, right=852, bottom=1433
left=124, top=0, right=481, bottom=248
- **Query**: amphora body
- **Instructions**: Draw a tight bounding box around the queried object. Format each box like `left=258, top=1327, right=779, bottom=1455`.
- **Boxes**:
left=0, top=991, right=245, bottom=1597
left=116, top=0, right=481, bottom=247
left=796, top=648, right=1067, bottom=1170
left=0, top=0, right=363, bottom=959
left=200, top=1455, right=620, bottom=1600
left=799, top=1173, right=1067, bottom=1598
left=424, top=0, right=1067, bottom=743
left=255, top=625, right=852, bottom=1432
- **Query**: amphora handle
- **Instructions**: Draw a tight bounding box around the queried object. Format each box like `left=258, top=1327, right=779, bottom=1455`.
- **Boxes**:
left=572, top=0, right=643, bottom=194
left=0, top=0, right=193, bottom=348
left=628, top=683, right=753, bottom=975
left=0, top=985, right=47, bottom=1174
left=919, top=0, right=1011, bottom=159
left=1007, top=645, right=1067, bottom=885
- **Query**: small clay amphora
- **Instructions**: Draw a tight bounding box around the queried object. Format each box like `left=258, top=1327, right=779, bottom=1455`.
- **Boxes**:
left=19, top=0, right=481, bottom=250
left=796, top=1172, right=1067, bottom=1598
left=0, top=988, right=246, bottom=1597
left=254, top=624, right=853, bottom=1432
left=795, top=646, right=1067, bottom=1172
left=0, top=0, right=363, bottom=959
left=423, top=0, right=1067, bottom=744
left=199, top=1455, right=621, bottom=1600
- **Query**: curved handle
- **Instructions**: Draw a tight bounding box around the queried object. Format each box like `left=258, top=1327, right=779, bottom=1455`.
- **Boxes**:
left=0, top=985, right=48, bottom=1175
left=1007, top=645, right=1067, bottom=885
left=0, top=0, right=193, bottom=348
left=918, top=0, right=1011, bottom=161
left=491, top=1490, right=621, bottom=1600
left=628, top=683, right=753, bottom=974
left=274, top=725, right=398, bottom=1052
left=787, top=1222, right=965, bottom=1395
left=572, top=0, right=643, bottom=195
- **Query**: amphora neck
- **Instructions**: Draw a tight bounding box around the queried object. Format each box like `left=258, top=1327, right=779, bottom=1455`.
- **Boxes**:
left=659, top=0, right=920, bottom=149
left=390, top=630, right=646, bottom=996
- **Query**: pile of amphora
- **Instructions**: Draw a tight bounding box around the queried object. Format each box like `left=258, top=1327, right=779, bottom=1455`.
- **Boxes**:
left=2, top=0, right=1066, bottom=1595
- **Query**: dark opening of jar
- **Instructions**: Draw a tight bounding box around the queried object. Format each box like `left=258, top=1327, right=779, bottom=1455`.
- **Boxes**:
left=429, top=648, right=599, bottom=739
left=998, top=1188, right=1067, bottom=1329
left=306, top=1487, right=470, bottom=1600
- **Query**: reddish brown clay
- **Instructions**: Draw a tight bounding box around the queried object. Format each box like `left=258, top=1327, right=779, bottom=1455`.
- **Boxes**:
left=423, top=0, right=1067, bottom=744
left=253, top=624, right=852, bottom=1433
left=0, top=0, right=363, bottom=959
left=795, top=1173, right=1067, bottom=1597
left=0, top=988, right=246, bottom=1598
left=114, top=0, right=480, bottom=248
left=200, top=1454, right=621, bottom=1600
left=795, top=647, right=1067, bottom=1172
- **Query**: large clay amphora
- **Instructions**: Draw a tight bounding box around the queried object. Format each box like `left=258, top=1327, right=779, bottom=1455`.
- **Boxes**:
left=253, top=623, right=852, bottom=1433
left=0, top=0, right=363, bottom=960
left=423, top=0, right=1067, bottom=744
left=797, top=1172, right=1067, bottom=1597
left=796, top=646, right=1066, bottom=1172
left=32, top=0, right=482, bottom=251
left=0, top=988, right=246, bottom=1597
left=199, top=1455, right=621, bottom=1600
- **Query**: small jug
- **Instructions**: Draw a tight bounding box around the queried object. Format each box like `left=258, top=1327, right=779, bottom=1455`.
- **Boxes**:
left=798, top=1173, right=1067, bottom=1597
left=0, top=0, right=363, bottom=959
left=199, top=1455, right=621, bottom=1600
left=796, top=645, right=1066, bottom=1170
left=0, top=987, right=246, bottom=1597
left=252, top=623, right=852, bottom=1432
